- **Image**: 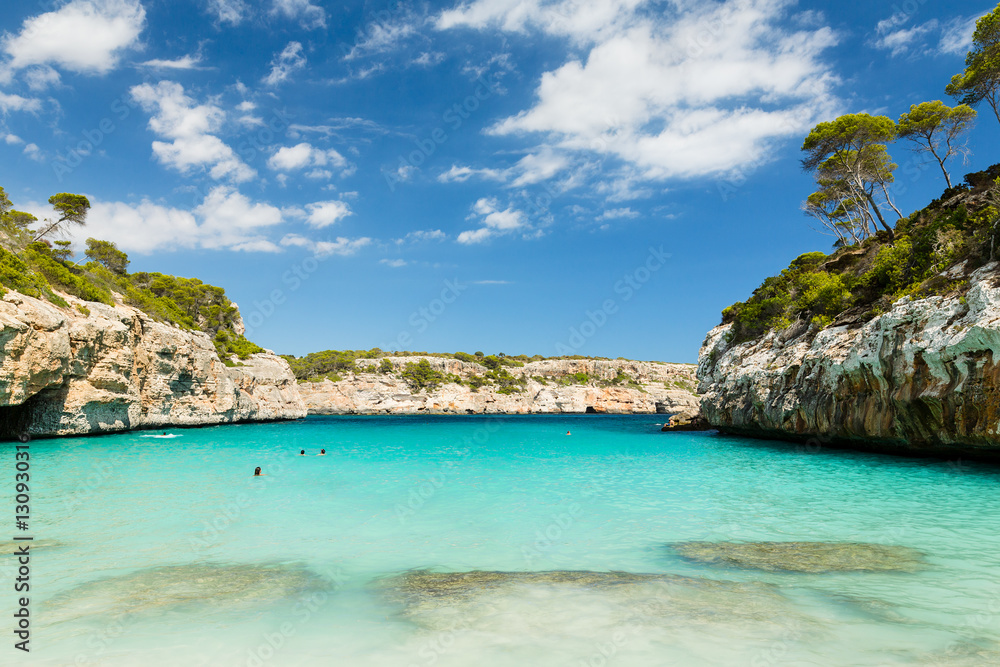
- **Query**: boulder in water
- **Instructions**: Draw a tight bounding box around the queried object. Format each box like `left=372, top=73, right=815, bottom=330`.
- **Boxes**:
left=672, top=541, right=924, bottom=573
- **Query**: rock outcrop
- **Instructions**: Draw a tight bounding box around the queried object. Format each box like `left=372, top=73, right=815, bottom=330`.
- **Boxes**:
left=297, top=357, right=699, bottom=415
left=0, top=289, right=306, bottom=438
left=698, top=263, right=1000, bottom=457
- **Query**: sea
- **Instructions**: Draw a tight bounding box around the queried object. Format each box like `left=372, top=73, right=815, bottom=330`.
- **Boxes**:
left=3, top=414, right=1000, bottom=666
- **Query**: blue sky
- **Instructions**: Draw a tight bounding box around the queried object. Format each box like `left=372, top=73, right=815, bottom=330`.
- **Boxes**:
left=0, top=0, right=996, bottom=362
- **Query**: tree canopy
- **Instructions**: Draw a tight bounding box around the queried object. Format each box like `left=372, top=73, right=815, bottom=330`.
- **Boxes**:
left=84, top=238, right=130, bottom=275
left=897, top=101, right=977, bottom=187
left=801, top=113, right=900, bottom=238
left=946, top=5, right=1000, bottom=124
left=33, top=193, right=91, bottom=242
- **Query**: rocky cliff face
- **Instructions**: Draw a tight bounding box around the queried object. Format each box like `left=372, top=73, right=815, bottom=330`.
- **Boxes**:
left=298, top=357, right=699, bottom=415
left=697, top=263, right=1000, bottom=457
left=0, top=289, right=306, bottom=438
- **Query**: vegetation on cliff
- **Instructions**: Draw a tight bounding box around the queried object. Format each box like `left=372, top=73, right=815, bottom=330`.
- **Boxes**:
left=0, top=187, right=263, bottom=361
left=721, top=5, right=1000, bottom=346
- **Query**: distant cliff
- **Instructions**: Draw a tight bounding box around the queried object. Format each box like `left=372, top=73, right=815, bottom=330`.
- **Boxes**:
left=0, top=290, right=305, bottom=438
left=296, top=357, right=699, bottom=415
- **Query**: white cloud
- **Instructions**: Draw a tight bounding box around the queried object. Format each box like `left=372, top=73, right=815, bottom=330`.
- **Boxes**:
left=272, top=0, right=326, bottom=30
left=56, top=187, right=284, bottom=254
left=193, top=186, right=284, bottom=249
left=263, top=42, right=307, bottom=86
left=872, top=19, right=938, bottom=56
left=439, top=0, right=840, bottom=185
left=380, top=258, right=407, bottom=267
left=4, top=0, right=145, bottom=74
left=3, top=134, right=23, bottom=144
left=438, top=165, right=506, bottom=183
left=0, top=92, right=42, bottom=113
left=599, top=207, right=639, bottom=220
left=267, top=142, right=350, bottom=178
left=939, top=15, right=979, bottom=55
left=130, top=80, right=256, bottom=182
left=139, top=54, right=204, bottom=70
left=305, top=200, right=353, bottom=228
left=457, top=197, right=527, bottom=244
left=23, top=143, right=43, bottom=161
left=24, top=66, right=61, bottom=91
left=281, top=233, right=370, bottom=256
left=207, top=0, right=248, bottom=25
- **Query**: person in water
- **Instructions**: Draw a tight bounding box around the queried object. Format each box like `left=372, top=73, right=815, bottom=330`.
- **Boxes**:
left=317, top=449, right=326, bottom=455
left=566, top=431, right=571, bottom=435
left=299, top=450, right=305, bottom=455
left=253, top=467, right=263, bottom=476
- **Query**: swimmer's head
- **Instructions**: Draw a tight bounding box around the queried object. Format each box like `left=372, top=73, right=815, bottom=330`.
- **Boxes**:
left=321, top=449, right=326, bottom=454
left=254, top=467, right=261, bottom=476
left=300, top=450, right=305, bottom=455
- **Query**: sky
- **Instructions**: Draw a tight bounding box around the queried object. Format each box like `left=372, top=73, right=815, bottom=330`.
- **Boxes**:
left=0, top=0, right=997, bottom=362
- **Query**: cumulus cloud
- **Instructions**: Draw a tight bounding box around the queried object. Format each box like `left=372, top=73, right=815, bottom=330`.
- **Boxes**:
left=130, top=80, right=255, bottom=182
left=271, top=0, right=326, bottom=30
left=437, top=0, right=840, bottom=188
left=305, top=200, right=353, bottom=228
left=52, top=187, right=283, bottom=254
left=267, top=142, right=352, bottom=178
left=380, top=258, right=407, bottom=267
left=457, top=197, right=527, bottom=244
left=263, top=42, right=307, bottom=85
left=4, top=0, right=145, bottom=74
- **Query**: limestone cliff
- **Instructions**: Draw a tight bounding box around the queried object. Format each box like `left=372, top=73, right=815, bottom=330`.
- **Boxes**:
left=697, top=263, right=1000, bottom=457
left=0, top=289, right=306, bottom=438
left=297, top=357, right=699, bottom=415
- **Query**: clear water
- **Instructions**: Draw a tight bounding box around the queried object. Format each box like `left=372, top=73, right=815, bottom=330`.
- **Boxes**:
left=4, top=415, right=1000, bottom=666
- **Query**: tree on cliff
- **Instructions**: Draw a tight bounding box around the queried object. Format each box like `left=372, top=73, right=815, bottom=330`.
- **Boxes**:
left=802, top=114, right=900, bottom=240
left=32, top=193, right=90, bottom=242
left=84, top=238, right=130, bottom=275
left=946, top=5, right=1000, bottom=124
left=897, top=101, right=977, bottom=187
left=0, top=187, right=37, bottom=249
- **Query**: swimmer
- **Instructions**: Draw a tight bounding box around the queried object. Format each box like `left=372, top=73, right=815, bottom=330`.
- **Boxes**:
left=253, top=467, right=263, bottom=476
left=566, top=431, right=571, bottom=435
left=317, top=449, right=326, bottom=456
left=299, top=450, right=305, bottom=456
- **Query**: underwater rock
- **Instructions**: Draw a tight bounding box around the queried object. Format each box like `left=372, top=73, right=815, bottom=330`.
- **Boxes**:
left=672, top=541, right=924, bottom=573
left=0, top=539, right=60, bottom=555
left=377, top=569, right=807, bottom=632
left=43, top=562, right=330, bottom=622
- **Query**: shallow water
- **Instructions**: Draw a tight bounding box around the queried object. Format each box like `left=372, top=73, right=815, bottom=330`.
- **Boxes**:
left=3, top=414, right=1000, bottom=665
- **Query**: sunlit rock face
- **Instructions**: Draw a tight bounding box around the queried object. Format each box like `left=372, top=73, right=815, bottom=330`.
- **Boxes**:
left=298, top=358, right=700, bottom=416
left=0, top=290, right=306, bottom=438
left=697, top=264, right=1000, bottom=457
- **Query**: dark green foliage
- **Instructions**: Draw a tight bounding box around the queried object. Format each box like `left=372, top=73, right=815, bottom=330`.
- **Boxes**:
left=0, top=247, right=49, bottom=298
left=401, top=359, right=446, bottom=391
left=282, top=350, right=361, bottom=381
left=85, top=238, right=130, bottom=275
left=23, top=242, right=114, bottom=305
left=379, top=358, right=394, bottom=374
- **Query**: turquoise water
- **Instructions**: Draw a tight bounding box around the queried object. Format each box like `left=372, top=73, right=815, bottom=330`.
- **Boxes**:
left=4, top=414, right=1000, bottom=666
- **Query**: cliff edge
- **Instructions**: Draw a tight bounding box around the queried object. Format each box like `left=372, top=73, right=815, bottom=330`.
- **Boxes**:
left=0, top=289, right=306, bottom=438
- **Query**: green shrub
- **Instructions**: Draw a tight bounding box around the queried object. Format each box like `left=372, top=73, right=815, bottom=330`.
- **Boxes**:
left=401, top=359, right=445, bottom=391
